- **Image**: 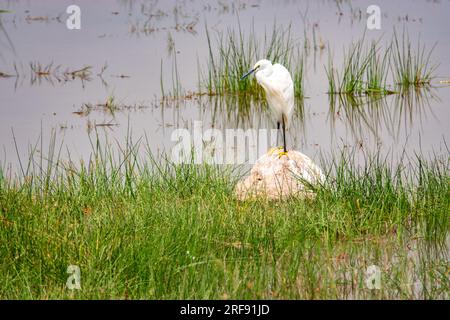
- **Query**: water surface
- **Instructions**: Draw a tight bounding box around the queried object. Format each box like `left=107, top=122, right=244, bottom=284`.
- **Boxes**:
left=0, top=0, right=449, bottom=168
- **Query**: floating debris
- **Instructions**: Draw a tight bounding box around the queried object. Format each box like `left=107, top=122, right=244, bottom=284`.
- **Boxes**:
left=65, top=66, right=92, bottom=80
left=95, top=122, right=118, bottom=128
left=25, top=14, right=62, bottom=23
left=112, top=74, right=131, bottom=79
left=0, top=71, right=13, bottom=78
left=29, top=62, right=92, bottom=85
left=74, top=98, right=148, bottom=117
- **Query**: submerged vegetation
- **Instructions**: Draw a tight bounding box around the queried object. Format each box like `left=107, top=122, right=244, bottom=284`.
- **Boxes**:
left=0, top=135, right=448, bottom=299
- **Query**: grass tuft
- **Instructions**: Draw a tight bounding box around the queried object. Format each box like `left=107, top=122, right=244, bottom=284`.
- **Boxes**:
left=391, top=29, right=437, bottom=87
left=326, top=29, right=438, bottom=96
left=203, top=21, right=304, bottom=100
left=0, top=133, right=448, bottom=299
left=326, top=36, right=394, bottom=95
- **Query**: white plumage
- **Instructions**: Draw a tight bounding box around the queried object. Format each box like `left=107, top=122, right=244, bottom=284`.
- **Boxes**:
left=241, top=59, right=294, bottom=152
left=255, top=61, right=294, bottom=127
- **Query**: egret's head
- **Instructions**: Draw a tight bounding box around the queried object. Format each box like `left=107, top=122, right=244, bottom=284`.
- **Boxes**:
left=241, top=59, right=273, bottom=80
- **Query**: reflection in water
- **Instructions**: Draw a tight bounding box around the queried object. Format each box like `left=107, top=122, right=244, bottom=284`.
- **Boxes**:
left=327, top=234, right=449, bottom=299
left=1, top=61, right=97, bottom=90
left=151, top=86, right=443, bottom=168
left=69, top=86, right=440, bottom=168
left=392, top=86, right=441, bottom=136
left=29, top=62, right=93, bottom=88
left=0, top=12, right=16, bottom=58
left=198, top=95, right=306, bottom=145
left=327, top=86, right=440, bottom=146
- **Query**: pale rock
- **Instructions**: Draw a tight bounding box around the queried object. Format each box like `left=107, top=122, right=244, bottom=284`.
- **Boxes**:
left=234, top=148, right=325, bottom=201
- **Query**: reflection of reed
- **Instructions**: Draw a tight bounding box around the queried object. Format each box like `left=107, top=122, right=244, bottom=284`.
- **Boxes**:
left=29, top=62, right=93, bottom=88
left=2, top=61, right=95, bottom=89
left=206, top=95, right=305, bottom=133
left=0, top=12, right=16, bottom=58
left=328, top=86, right=439, bottom=143
left=328, top=94, right=382, bottom=143
left=393, top=86, right=440, bottom=136
left=158, top=94, right=306, bottom=151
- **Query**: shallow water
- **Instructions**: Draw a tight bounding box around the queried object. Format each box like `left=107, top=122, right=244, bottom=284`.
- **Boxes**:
left=0, top=0, right=449, bottom=169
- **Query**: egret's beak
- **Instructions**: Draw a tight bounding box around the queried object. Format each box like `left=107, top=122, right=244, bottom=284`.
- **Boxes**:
left=240, top=68, right=256, bottom=80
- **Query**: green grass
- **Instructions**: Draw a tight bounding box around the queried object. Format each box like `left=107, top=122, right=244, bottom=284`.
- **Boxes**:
left=160, top=26, right=436, bottom=104
left=326, top=37, right=394, bottom=95
left=0, top=135, right=448, bottom=299
left=203, top=21, right=304, bottom=100
left=391, top=29, right=437, bottom=87
left=326, top=29, right=437, bottom=96
left=366, top=42, right=391, bottom=94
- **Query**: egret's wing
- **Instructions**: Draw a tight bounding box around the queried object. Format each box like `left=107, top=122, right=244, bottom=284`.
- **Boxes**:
left=265, top=64, right=295, bottom=123
left=271, top=64, right=294, bottom=107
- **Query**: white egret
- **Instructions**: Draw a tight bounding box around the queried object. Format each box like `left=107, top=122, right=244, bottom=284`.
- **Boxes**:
left=241, top=59, right=294, bottom=154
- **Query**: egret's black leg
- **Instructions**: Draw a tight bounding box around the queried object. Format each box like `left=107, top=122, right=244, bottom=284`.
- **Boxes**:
left=276, top=121, right=280, bottom=146
left=282, top=115, right=287, bottom=153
